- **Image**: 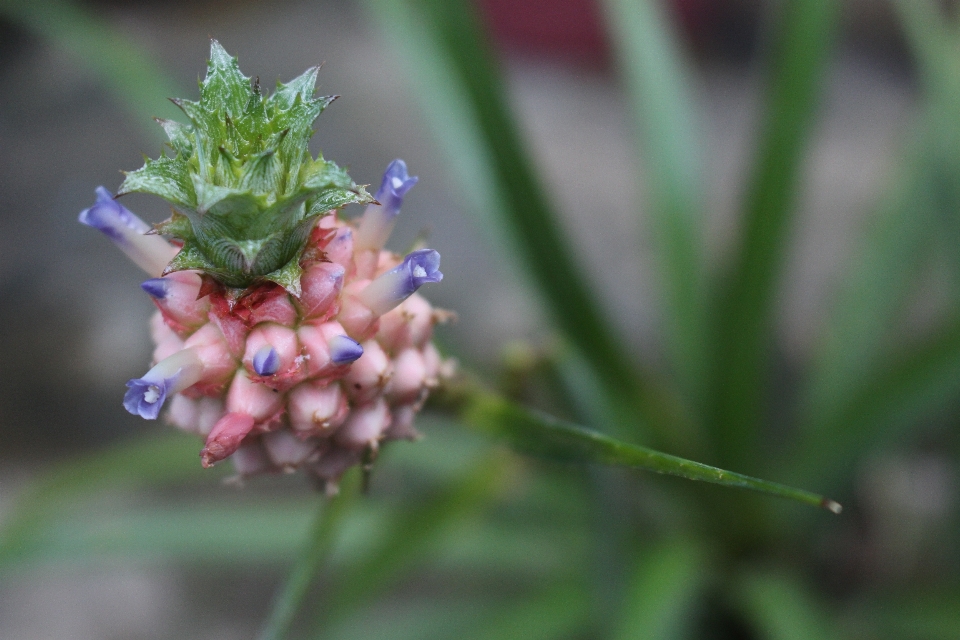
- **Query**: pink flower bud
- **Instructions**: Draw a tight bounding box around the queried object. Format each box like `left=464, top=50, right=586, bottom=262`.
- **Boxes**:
left=242, top=323, right=302, bottom=388
left=376, top=293, right=435, bottom=353
left=183, top=322, right=236, bottom=388
left=201, top=411, right=256, bottom=467
left=423, top=342, right=444, bottom=387
left=297, top=321, right=357, bottom=379
left=150, top=310, right=178, bottom=344
left=166, top=394, right=225, bottom=437
left=141, top=271, right=209, bottom=332
left=317, top=222, right=355, bottom=273
left=263, top=430, right=319, bottom=470
left=343, top=340, right=391, bottom=403
left=288, top=380, right=348, bottom=436
left=386, top=348, right=426, bottom=404
left=337, top=282, right=379, bottom=341
left=225, top=369, right=284, bottom=423
left=298, top=262, right=345, bottom=320
left=334, top=398, right=391, bottom=449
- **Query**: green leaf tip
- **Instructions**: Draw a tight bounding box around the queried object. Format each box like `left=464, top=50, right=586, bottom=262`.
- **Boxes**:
left=462, top=391, right=842, bottom=512
left=119, top=39, right=373, bottom=292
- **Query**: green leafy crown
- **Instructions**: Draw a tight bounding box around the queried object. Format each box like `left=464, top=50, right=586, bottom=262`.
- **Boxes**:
left=119, top=40, right=373, bottom=292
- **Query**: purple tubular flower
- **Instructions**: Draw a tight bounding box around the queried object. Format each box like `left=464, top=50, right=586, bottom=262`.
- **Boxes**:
left=375, top=160, right=419, bottom=215
left=358, top=249, right=443, bottom=316
left=355, top=160, right=418, bottom=251
left=253, top=345, right=281, bottom=376
left=141, top=278, right=169, bottom=299
left=124, top=375, right=177, bottom=420
left=329, top=335, right=364, bottom=365
left=78, top=187, right=178, bottom=277
left=123, top=349, right=203, bottom=419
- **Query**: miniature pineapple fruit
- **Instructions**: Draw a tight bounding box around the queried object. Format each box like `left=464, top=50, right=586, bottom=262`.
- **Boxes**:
left=79, top=41, right=452, bottom=491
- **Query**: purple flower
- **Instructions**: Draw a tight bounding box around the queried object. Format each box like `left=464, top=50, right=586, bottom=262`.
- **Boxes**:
left=355, top=160, right=418, bottom=251
left=358, top=249, right=443, bottom=316
left=124, top=375, right=177, bottom=420
left=79, top=187, right=178, bottom=276
left=375, top=160, right=418, bottom=216
left=123, top=349, right=203, bottom=420
left=252, top=346, right=280, bottom=376
left=329, top=335, right=364, bottom=364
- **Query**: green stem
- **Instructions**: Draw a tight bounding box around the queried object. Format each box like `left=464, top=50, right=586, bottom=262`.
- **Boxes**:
left=257, top=472, right=358, bottom=640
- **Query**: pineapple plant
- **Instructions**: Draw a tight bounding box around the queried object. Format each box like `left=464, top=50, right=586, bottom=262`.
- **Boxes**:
left=79, top=41, right=450, bottom=491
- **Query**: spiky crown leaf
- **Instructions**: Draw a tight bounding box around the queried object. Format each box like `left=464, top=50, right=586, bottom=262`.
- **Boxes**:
left=118, top=40, right=373, bottom=292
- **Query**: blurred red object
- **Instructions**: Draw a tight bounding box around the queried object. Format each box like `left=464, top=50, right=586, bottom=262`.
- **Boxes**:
left=476, top=0, right=713, bottom=67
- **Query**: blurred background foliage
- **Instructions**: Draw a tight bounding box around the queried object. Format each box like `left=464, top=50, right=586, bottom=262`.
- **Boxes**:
left=0, top=0, right=959, bottom=638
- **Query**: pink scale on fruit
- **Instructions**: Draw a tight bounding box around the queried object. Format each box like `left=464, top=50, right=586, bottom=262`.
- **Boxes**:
left=243, top=323, right=302, bottom=388
left=343, top=340, right=391, bottom=404
left=287, top=380, right=348, bottom=436
left=226, top=369, right=284, bottom=423
left=298, top=262, right=344, bottom=321
left=230, top=439, right=275, bottom=477
left=182, top=322, right=236, bottom=389
left=334, top=398, right=391, bottom=449
left=167, top=394, right=225, bottom=437
left=338, top=281, right=379, bottom=341
left=142, top=271, right=209, bottom=333
left=386, top=348, right=427, bottom=404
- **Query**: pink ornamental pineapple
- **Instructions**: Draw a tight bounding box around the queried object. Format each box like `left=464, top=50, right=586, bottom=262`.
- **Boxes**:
left=78, top=42, right=452, bottom=491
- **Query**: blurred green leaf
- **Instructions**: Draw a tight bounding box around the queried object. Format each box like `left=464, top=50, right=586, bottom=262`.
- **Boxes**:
left=850, top=592, right=960, bottom=640
left=797, top=0, right=960, bottom=480
left=712, top=0, right=839, bottom=468
left=312, top=452, right=512, bottom=634
left=465, top=581, right=592, bottom=640
left=257, top=472, right=359, bottom=640
left=613, top=538, right=710, bottom=640
left=363, top=0, right=670, bottom=441
left=795, top=316, right=960, bottom=485
left=737, top=570, right=838, bottom=640
left=463, top=392, right=840, bottom=511
left=0, top=0, right=182, bottom=140
left=0, top=431, right=213, bottom=566
left=600, top=0, right=707, bottom=405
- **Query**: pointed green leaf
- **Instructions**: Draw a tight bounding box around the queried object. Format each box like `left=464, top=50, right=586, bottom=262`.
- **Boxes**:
left=202, top=39, right=250, bottom=117
left=119, top=155, right=196, bottom=209
left=272, top=66, right=320, bottom=108
left=462, top=392, right=840, bottom=511
left=155, top=117, right=194, bottom=155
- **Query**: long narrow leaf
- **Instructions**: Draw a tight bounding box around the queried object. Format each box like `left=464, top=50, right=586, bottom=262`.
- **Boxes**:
left=712, top=0, right=839, bottom=467
left=462, top=392, right=840, bottom=512
left=363, top=0, right=650, bottom=423
left=601, top=0, right=707, bottom=404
